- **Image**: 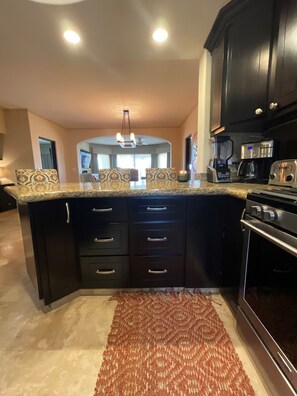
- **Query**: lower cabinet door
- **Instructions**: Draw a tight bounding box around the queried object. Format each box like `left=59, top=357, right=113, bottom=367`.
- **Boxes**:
left=131, top=256, right=184, bottom=287
left=81, top=256, right=129, bottom=288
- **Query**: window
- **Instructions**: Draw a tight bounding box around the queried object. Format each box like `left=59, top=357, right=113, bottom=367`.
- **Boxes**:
left=97, top=154, right=110, bottom=170
left=116, top=154, right=152, bottom=178
left=157, top=152, right=168, bottom=168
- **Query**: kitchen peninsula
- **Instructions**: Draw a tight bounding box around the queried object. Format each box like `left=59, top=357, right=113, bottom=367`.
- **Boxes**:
left=5, top=180, right=270, bottom=307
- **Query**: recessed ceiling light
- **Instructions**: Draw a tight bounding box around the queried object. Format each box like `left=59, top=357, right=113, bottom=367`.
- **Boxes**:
left=152, top=28, right=168, bottom=43
left=29, top=0, right=85, bottom=4
left=63, top=30, right=80, bottom=44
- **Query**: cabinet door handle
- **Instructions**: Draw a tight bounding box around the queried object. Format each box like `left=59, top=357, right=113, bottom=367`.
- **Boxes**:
left=148, top=269, right=168, bottom=274
left=65, top=202, right=70, bottom=224
left=147, top=237, right=167, bottom=242
left=146, top=206, right=167, bottom=211
left=95, top=269, right=116, bottom=275
left=254, top=108, right=263, bottom=115
left=269, top=102, right=279, bottom=110
left=92, top=207, right=113, bottom=212
left=94, top=237, right=114, bottom=243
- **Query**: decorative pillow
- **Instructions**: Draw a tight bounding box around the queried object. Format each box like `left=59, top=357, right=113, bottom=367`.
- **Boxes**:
left=15, top=169, right=59, bottom=186
left=146, top=168, right=177, bottom=182
left=99, top=169, right=131, bottom=183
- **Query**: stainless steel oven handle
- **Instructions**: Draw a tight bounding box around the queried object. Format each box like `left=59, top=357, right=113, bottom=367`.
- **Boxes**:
left=240, top=208, right=246, bottom=232
left=277, top=352, right=293, bottom=374
left=241, top=219, right=297, bottom=257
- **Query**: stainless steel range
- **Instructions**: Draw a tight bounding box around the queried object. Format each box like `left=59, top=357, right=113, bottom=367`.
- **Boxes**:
left=237, top=159, right=297, bottom=396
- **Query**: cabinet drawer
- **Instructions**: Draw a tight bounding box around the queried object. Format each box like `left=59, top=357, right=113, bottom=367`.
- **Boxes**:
left=80, top=223, right=128, bottom=256
left=131, top=256, right=184, bottom=287
left=79, top=198, right=128, bottom=221
left=81, top=256, right=129, bottom=287
left=129, top=197, right=186, bottom=222
left=130, top=223, right=185, bottom=255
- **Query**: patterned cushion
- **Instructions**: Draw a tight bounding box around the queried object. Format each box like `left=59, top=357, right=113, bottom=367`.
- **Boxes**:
left=99, top=169, right=131, bottom=183
left=15, top=169, right=59, bottom=186
left=146, top=168, right=177, bottom=182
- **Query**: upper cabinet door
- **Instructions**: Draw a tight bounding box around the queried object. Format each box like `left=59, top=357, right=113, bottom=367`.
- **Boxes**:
left=269, top=0, right=297, bottom=119
left=210, top=37, right=225, bottom=134
left=224, top=0, right=273, bottom=131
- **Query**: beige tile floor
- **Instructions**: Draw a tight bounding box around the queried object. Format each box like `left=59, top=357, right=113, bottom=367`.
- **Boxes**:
left=0, top=209, right=271, bottom=396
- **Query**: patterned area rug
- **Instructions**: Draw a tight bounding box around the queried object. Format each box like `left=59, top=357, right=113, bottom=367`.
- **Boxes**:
left=94, top=291, right=255, bottom=395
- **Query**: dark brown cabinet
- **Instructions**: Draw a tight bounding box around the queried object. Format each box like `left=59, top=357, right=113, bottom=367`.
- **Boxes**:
left=29, top=199, right=80, bottom=305
left=78, top=197, right=129, bottom=288
left=129, top=197, right=186, bottom=287
left=185, top=196, right=225, bottom=287
left=224, top=0, right=273, bottom=131
left=221, top=197, right=245, bottom=312
left=21, top=195, right=244, bottom=305
left=269, top=0, right=297, bottom=123
left=0, top=184, right=16, bottom=212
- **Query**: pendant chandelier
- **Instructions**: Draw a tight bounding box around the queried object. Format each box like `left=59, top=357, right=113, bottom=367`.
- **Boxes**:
left=116, top=109, right=136, bottom=148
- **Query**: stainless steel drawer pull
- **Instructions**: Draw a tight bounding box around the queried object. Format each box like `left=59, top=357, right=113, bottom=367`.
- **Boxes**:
left=92, top=208, right=113, bottom=212
left=147, top=237, right=167, bottom=242
left=95, top=269, right=116, bottom=275
left=94, top=237, right=114, bottom=243
left=148, top=269, right=168, bottom=274
left=146, top=206, right=167, bottom=211
left=277, top=352, right=293, bottom=373
left=65, top=202, right=70, bottom=224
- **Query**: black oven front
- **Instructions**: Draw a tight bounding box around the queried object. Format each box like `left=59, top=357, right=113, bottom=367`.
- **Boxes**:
left=238, top=194, right=297, bottom=395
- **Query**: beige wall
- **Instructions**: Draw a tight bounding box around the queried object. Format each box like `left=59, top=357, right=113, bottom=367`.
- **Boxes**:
left=197, top=49, right=212, bottom=174
left=179, top=106, right=198, bottom=169
left=28, top=112, right=67, bottom=182
left=0, top=109, right=35, bottom=181
left=0, top=109, right=6, bottom=134
left=65, top=127, right=182, bottom=182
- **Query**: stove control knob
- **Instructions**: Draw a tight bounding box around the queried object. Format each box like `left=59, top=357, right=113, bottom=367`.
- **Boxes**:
left=269, top=173, right=276, bottom=180
left=251, top=205, right=262, bottom=216
left=286, top=174, right=294, bottom=182
left=262, top=209, right=276, bottom=222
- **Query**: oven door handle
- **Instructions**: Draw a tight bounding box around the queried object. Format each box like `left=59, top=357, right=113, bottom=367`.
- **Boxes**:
left=241, top=219, right=297, bottom=258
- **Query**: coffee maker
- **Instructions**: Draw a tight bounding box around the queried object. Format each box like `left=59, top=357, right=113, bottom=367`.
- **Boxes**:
left=237, top=139, right=275, bottom=183
left=207, top=136, right=234, bottom=183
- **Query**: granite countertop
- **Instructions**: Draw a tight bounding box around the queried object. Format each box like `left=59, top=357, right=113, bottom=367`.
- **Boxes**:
left=4, top=180, right=274, bottom=203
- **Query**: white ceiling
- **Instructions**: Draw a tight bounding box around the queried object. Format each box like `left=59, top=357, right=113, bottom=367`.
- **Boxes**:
left=0, top=0, right=229, bottom=129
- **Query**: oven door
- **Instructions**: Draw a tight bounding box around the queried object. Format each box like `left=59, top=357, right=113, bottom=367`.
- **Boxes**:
left=239, top=215, right=297, bottom=391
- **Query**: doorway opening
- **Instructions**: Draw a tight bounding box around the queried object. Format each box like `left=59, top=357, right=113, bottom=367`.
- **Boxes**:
left=185, top=135, right=192, bottom=172
left=39, top=137, right=58, bottom=170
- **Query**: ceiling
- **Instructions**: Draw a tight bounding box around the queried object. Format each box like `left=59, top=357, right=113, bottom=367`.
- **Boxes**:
left=0, top=0, right=229, bottom=129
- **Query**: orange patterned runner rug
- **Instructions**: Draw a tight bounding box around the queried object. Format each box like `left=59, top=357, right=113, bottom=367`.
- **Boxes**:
left=94, top=291, right=255, bottom=395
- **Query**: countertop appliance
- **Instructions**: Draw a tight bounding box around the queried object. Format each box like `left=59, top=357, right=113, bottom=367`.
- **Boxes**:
left=237, top=159, right=297, bottom=395
left=207, top=136, right=234, bottom=183
left=237, top=139, right=275, bottom=183
left=269, top=159, right=297, bottom=187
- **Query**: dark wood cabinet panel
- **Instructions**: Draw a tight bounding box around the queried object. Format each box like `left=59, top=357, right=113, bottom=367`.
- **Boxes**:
left=81, top=256, right=129, bottom=288
left=210, top=37, right=226, bottom=134
left=129, top=197, right=186, bottom=222
left=0, top=184, right=16, bottom=212
left=224, top=0, right=273, bottom=131
left=79, top=223, right=129, bottom=256
left=130, top=256, right=184, bottom=287
left=269, top=0, right=297, bottom=121
left=80, top=197, right=128, bottom=221
left=221, top=197, right=245, bottom=312
left=185, top=196, right=225, bottom=288
left=29, top=199, right=80, bottom=305
left=130, top=222, right=185, bottom=256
